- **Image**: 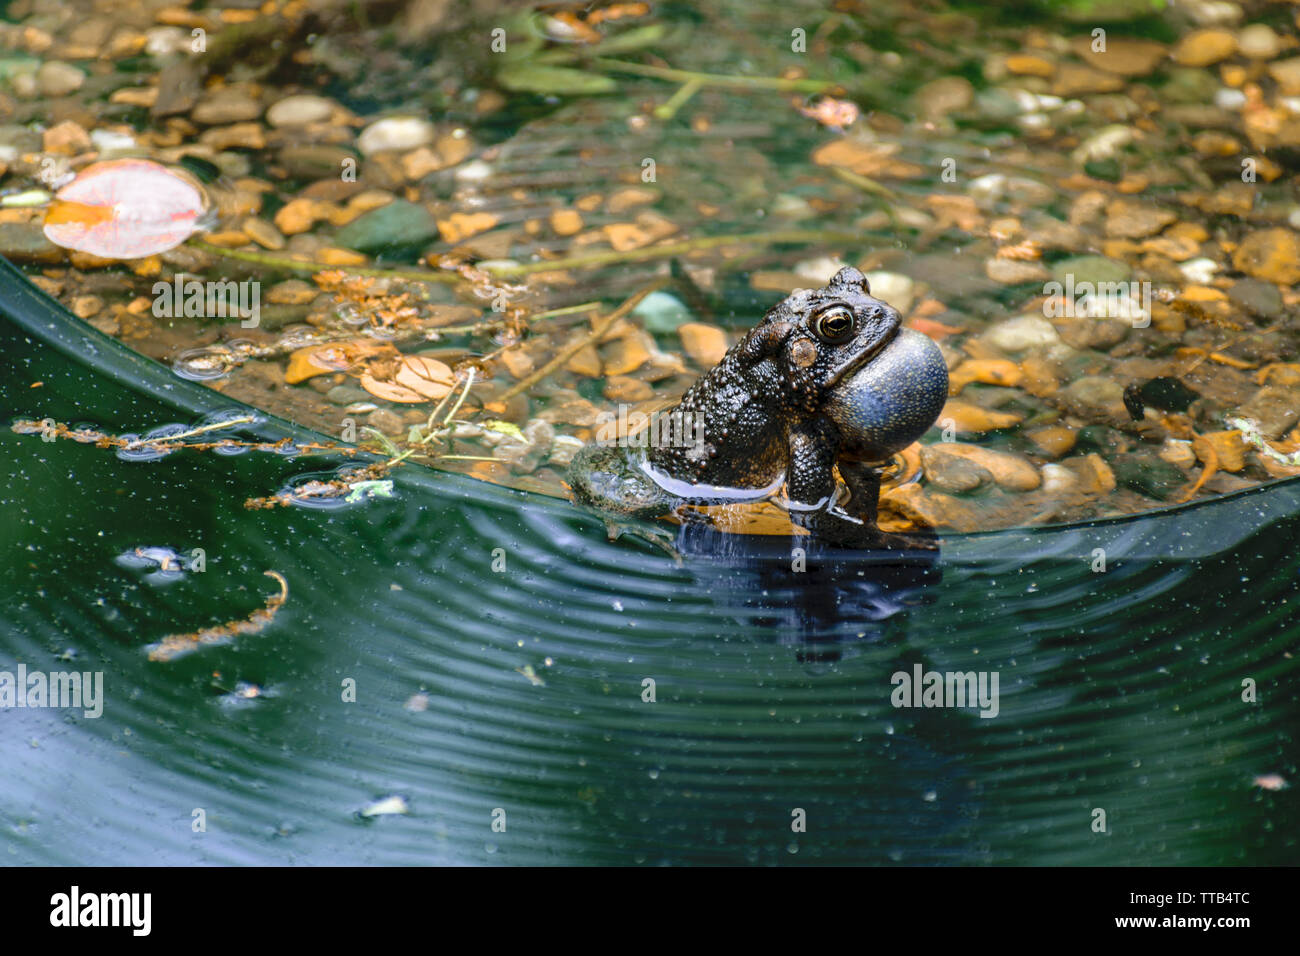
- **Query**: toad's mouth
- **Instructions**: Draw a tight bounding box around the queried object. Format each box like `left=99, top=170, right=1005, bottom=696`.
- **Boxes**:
left=824, top=320, right=901, bottom=387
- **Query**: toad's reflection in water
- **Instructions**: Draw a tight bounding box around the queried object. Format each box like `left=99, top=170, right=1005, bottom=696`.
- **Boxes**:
left=673, top=519, right=942, bottom=662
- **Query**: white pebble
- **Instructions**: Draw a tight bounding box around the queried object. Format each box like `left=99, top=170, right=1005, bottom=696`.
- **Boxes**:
left=454, top=159, right=493, bottom=183
left=1214, top=88, right=1247, bottom=110
left=357, top=116, right=436, bottom=156
left=864, top=271, right=915, bottom=315
left=1179, top=257, right=1219, bottom=284
left=794, top=256, right=850, bottom=284
left=985, top=315, right=1061, bottom=352
left=266, top=94, right=335, bottom=127
left=1040, top=464, right=1077, bottom=493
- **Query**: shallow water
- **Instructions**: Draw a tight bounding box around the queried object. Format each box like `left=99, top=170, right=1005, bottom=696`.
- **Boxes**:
left=6, top=0, right=1300, bottom=533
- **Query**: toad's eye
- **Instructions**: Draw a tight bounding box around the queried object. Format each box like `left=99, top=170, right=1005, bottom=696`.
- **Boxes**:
left=814, top=305, right=854, bottom=342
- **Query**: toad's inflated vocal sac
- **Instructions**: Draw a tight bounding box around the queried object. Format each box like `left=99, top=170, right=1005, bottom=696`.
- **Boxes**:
left=567, top=267, right=949, bottom=549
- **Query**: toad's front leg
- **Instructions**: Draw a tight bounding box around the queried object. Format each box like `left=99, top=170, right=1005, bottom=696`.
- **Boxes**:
left=788, top=428, right=936, bottom=551
left=837, top=458, right=881, bottom=524
left=786, top=424, right=841, bottom=514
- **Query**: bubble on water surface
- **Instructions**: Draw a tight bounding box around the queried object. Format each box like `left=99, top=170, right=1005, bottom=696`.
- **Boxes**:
left=198, top=408, right=263, bottom=431
left=114, top=545, right=190, bottom=584
left=115, top=423, right=190, bottom=461
left=172, top=346, right=238, bottom=381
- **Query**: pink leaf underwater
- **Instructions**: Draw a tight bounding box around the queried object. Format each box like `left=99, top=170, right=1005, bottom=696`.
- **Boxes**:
left=43, top=158, right=212, bottom=259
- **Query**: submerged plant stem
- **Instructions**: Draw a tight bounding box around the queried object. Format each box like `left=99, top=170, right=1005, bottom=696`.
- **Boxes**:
left=486, top=229, right=866, bottom=278
left=188, top=241, right=461, bottom=284
left=196, top=231, right=870, bottom=283
left=592, top=57, right=837, bottom=93
left=653, top=77, right=704, bottom=119
left=497, top=277, right=670, bottom=402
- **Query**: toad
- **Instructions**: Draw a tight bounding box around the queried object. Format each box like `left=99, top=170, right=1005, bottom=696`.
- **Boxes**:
left=567, top=267, right=948, bottom=548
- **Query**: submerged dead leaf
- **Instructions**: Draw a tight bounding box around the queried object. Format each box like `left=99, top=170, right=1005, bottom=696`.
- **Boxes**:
left=360, top=355, right=455, bottom=403
left=1194, top=430, right=1247, bottom=472
left=948, top=359, right=1023, bottom=394
left=939, top=400, right=1024, bottom=433
left=812, top=139, right=904, bottom=177
left=437, top=211, right=499, bottom=243
left=285, top=341, right=394, bottom=385
left=603, top=212, right=678, bottom=251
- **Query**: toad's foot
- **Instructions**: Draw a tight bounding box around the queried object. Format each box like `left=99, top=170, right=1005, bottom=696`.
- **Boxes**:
left=601, top=517, right=683, bottom=566
left=798, top=506, right=939, bottom=552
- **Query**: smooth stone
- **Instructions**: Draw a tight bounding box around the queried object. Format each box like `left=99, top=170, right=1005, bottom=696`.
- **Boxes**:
left=89, top=128, right=137, bottom=155
left=1232, top=228, right=1300, bottom=285
left=0, top=222, right=62, bottom=263
left=915, top=76, right=974, bottom=117
left=357, top=117, right=436, bottom=155
left=922, top=449, right=991, bottom=494
left=1111, top=451, right=1188, bottom=500
left=1063, top=375, right=1128, bottom=415
left=1161, top=67, right=1221, bottom=105
left=1040, top=463, right=1078, bottom=493
left=1237, top=24, right=1280, bottom=59
left=333, top=200, right=439, bottom=253
left=1237, top=386, right=1300, bottom=439
left=1228, top=278, right=1283, bottom=318
left=327, top=384, right=371, bottom=406
left=280, top=145, right=356, bottom=180
left=192, top=89, right=263, bottom=125
left=985, top=315, right=1061, bottom=352
left=793, top=256, right=849, bottom=284
left=633, top=291, right=692, bottom=334
left=986, top=258, right=1050, bottom=284
left=36, top=61, right=85, bottom=96
left=1050, top=255, right=1132, bottom=287
left=1071, top=125, right=1133, bottom=164
left=267, top=94, right=335, bottom=127
left=1173, top=29, right=1238, bottom=67
left=1075, top=425, right=1128, bottom=456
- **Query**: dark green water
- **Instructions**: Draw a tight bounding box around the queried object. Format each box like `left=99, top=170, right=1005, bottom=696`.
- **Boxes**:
left=1, top=263, right=1296, bottom=865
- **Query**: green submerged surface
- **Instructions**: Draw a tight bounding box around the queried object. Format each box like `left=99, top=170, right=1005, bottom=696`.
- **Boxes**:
left=0, top=260, right=1297, bottom=865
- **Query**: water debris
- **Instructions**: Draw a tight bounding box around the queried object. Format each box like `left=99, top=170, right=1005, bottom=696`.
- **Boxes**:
left=146, top=571, right=289, bottom=663
left=797, top=95, right=860, bottom=131
left=172, top=345, right=243, bottom=382
left=42, top=159, right=212, bottom=259
left=1, top=189, right=53, bottom=208
left=247, top=463, right=393, bottom=509
left=358, top=795, right=410, bottom=819
left=115, top=546, right=191, bottom=584
left=1229, top=417, right=1300, bottom=468
left=403, top=692, right=430, bottom=713
left=515, top=665, right=546, bottom=687
left=11, top=415, right=357, bottom=461
left=216, top=681, right=276, bottom=710
left=480, top=420, right=525, bottom=442
left=344, top=479, right=394, bottom=503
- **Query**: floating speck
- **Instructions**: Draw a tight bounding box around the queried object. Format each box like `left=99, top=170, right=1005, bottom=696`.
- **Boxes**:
left=358, top=795, right=410, bottom=818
